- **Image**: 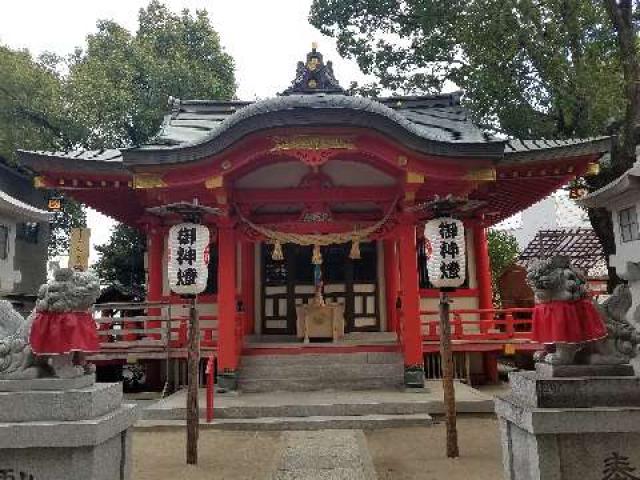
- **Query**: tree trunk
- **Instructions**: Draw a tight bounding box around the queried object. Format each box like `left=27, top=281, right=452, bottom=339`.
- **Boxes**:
left=603, top=0, right=639, bottom=168
left=587, top=207, right=622, bottom=292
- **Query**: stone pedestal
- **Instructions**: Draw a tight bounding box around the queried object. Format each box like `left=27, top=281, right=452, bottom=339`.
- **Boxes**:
left=496, top=367, right=640, bottom=480
left=0, top=375, right=138, bottom=480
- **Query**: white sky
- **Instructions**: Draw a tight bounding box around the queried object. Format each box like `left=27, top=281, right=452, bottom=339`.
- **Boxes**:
left=0, top=0, right=372, bottom=264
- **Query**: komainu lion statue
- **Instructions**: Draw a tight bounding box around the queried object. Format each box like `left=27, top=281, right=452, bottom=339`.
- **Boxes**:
left=0, top=301, right=47, bottom=379
left=527, top=256, right=639, bottom=365
left=0, top=268, right=101, bottom=380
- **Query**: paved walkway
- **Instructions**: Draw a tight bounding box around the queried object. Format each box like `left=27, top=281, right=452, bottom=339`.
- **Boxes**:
left=271, top=429, right=377, bottom=480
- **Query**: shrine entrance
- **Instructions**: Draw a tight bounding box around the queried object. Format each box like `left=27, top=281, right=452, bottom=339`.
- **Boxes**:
left=261, top=241, right=379, bottom=335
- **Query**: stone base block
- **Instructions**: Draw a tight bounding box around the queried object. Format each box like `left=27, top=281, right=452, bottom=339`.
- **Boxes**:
left=535, top=363, right=635, bottom=378
left=0, top=381, right=138, bottom=480
left=0, top=381, right=122, bottom=422
left=496, top=371, right=640, bottom=480
left=0, top=428, right=133, bottom=480
left=509, top=371, right=640, bottom=408
left=0, top=374, right=96, bottom=392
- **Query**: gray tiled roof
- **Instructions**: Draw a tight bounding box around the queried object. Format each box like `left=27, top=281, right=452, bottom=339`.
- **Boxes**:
left=17, top=93, right=610, bottom=169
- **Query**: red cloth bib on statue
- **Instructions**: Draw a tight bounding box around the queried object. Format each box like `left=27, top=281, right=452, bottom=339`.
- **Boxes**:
left=30, top=311, right=100, bottom=355
left=532, top=298, right=607, bottom=344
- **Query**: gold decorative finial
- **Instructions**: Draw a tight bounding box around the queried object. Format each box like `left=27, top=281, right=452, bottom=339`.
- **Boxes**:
left=312, top=41, right=318, bottom=51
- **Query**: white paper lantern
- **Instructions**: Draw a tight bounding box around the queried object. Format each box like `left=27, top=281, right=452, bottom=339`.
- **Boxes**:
left=424, top=217, right=466, bottom=289
left=167, top=223, right=210, bottom=295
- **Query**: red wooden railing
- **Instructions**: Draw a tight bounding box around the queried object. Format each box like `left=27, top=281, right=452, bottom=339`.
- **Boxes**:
left=93, top=301, right=247, bottom=355
left=420, top=307, right=534, bottom=341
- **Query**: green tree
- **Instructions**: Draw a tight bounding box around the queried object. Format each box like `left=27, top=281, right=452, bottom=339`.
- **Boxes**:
left=66, top=0, right=236, bottom=149
left=94, top=225, right=147, bottom=290
left=310, top=0, right=639, bottom=290
left=487, top=230, right=521, bottom=306
left=68, top=1, right=236, bottom=291
left=0, top=46, right=87, bottom=256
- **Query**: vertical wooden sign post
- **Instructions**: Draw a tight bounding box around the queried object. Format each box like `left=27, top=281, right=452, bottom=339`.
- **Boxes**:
left=425, top=215, right=466, bottom=458
left=186, top=295, right=199, bottom=465
left=167, top=222, right=210, bottom=465
left=439, top=288, right=459, bottom=458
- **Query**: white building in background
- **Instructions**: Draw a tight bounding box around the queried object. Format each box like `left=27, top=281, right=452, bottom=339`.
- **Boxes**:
left=494, top=188, right=590, bottom=250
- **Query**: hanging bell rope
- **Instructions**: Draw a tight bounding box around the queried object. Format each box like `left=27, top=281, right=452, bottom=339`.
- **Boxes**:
left=235, top=195, right=399, bottom=247
left=271, top=240, right=284, bottom=261
left=349, top=240, right=361, bottom=260
left=311, top=244, right=323, bottom=265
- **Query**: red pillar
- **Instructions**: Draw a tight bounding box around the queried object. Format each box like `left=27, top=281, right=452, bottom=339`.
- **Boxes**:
left=241, top=242, right=255, bottom=335
left=146, top=225, right=164, bottom=340
left=473, top=225, right=494, bottom=329
left=398, top=224, right=424, bottom=382
left=383, top=238, right=399, bottom=333
left=217, top=224, right=239, bottom=385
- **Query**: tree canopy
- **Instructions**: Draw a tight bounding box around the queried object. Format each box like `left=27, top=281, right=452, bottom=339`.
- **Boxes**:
left=310, top=0, right=639, bottom=290
left=0, top=0, right=236, bottom=289
left=310, top=0, right=626, bottom=139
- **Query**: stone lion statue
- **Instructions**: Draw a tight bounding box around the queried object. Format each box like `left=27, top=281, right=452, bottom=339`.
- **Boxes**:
left=527, top=256, right=638, bottom=365
left=0, top=301, right=47, bottom=379
left=0, top=268, right=101, bottom=380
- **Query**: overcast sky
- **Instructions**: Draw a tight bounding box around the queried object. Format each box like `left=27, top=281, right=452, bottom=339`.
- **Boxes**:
left=0, top=0, right=371, bottom=264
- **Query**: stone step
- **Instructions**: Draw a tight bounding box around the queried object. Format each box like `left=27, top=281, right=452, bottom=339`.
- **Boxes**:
left=239, top=362, right=403, bottom=381
left=240, top=351, right=402, bottom=367
left=136, top=412, right=433, bottom=431
left=143, top=398, right=430, bottom=420
left=238, top=376, right=403, bottom=393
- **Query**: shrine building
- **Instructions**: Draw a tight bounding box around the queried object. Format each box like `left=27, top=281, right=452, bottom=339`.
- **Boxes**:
left=18, top=46, right=609, bottom=388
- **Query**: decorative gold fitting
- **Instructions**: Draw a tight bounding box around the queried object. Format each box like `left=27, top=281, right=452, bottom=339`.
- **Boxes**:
left=464, top=167, right=496, bottom=182
left=397, top=155, right=408, bottom=166
left=404, top=191, right=416, bottom=202
left=205, top=175, right=223, bottom=189
left=33, top=176, right=46, bottom=189
left=406, top=171, right=425, bottom=184
left=133, top=174, right=167, bottom=189
left=585, top=162, right=600, bottom=176
left=271, top=135, right=355, bottom=152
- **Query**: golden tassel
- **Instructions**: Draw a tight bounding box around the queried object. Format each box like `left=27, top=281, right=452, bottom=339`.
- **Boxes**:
left=272, top=240, right=284, bottom=261
left=312, top=244, right=323, bottom=265
left=349, top=240, right=361, bottom=260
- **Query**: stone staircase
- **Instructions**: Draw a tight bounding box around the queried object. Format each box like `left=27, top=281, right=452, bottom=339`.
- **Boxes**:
left=237, top=351, right=405, bottom=393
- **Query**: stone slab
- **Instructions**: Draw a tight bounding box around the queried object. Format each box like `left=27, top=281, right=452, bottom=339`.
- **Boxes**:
left=0, top=382, right=123, bottom=422
left=0, top=374, right=95, bottom=392
left=535, top=362, right=635, bottom=378
left=495, top=395, right=640, bottom=435
left=271, top=430, right=378, bottom=479
left=0, top=403, right=138, bottom=449
left=509, top=371, right=640, bottom=408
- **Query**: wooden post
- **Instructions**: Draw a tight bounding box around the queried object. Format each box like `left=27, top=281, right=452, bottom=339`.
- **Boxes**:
left=439, top=289, right=459, bottom=458
left=186, top=295, right=199, bottom=465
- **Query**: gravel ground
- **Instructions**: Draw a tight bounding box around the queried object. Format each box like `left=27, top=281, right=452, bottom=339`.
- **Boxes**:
left=132, top=430, right=284, bottom=480
left=366, top=417, right=503, bottom=480
left=132, top=417, right=503, bottom=480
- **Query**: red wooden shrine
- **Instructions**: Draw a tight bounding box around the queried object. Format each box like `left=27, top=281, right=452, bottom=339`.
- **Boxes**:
left=19, top=46, right=608, bottom=386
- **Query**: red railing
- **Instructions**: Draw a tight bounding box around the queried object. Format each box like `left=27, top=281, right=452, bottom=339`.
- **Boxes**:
left=93, top=302, right=247, bottom=353
left=420, top=307, right=534, bottom=341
